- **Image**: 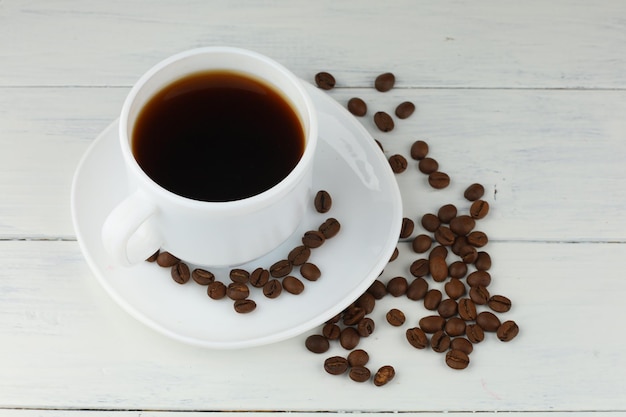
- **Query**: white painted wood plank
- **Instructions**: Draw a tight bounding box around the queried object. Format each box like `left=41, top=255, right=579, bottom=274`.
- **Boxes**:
left=0, top=0, right=625, bottom=89
left=0, top=240, right=625, bottom=411
left=1, top=86, right=625, bottom=241
left=2, top=413, right=626, bottom=417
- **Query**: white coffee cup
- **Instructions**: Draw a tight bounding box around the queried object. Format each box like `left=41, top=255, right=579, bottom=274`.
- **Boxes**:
left=102, top=47, right=318, bottom=267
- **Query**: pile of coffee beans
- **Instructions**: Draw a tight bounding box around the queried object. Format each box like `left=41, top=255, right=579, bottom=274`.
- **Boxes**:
left=147, top=189, right=341, bottom=314
left=308, top=71, right=519, bottom=385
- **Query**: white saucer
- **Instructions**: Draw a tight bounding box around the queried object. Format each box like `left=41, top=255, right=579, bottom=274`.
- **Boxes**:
left=71, top=81, right=402, bottom=349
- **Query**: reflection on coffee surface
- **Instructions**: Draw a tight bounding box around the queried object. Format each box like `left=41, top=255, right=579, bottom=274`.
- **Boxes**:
left=133, top=70, right=305, bottom=201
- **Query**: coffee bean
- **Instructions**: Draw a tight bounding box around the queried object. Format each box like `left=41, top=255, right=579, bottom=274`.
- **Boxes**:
left=464, top=183, right=485, bottom=201
left=489, top=295, right=512, bottom=313
left=470, top=199, right=490, bottom=219
left=355, top=292, right=376, bottom=314
left=467, top=231, right=488, bottom=247
left=305, top=334, right=330, bottom=353
left=250, top=268, right=270, bottom=288
left=429, top=256, right=448, bottom=282
left=445, top=317, right=467, bottom=337
left=450, top=337, right=474, bottom=355
left=347, top=97, right=367, bottom=116
left=410, top=140, right=429, bottom=160
left=315, top=72, right=336, bottom=90
left=270, top=259, right=292, bottom=278
left=326, top=314, right=341, bottom=324
left=389, top=247, right=399, bottom=262
left=421, top=213, right=441, bottom=232
left=386, top=308, right=406, bottom=326
left=229, top=268, right=249, bottom=283
left=374, top=72, right=395, bottom=92
left=434, top=226, right=455, bottom=246
left=444, top=278, right=466, bottom=299
left=300, top=262, right=321, bottom=281
left=467, top=271, right=491, bottom=287
left=262, top=279, right=282, bottom=298
left=446, top=349, right=470, bottom=370
left=418, top=157, right=439, bottom=174
left=476, top=311, right=501, bottom=332
left=157, top=251, right=179, bottom=267
left=437, top=298, right=458, bottom=318
left=343, top=306, right=366, bottom=326
left=458, top=298, right=478, bottom=321
left=450, top=215, right=476, bottom=236
left=429, top=245, right=449, bottom=260
left=283, top=276, right=305, bottom=295
left=452, top=236, right=468, bottom=256
left=475, top=251, right=492, bottom=270
left=319, top=218, right=341, bottom=239
left=406, top=277, right=429, bottom=300
left=340, top=327, right=360, bottom=350
left=466, top=323, right=485, bottom=343
left=400, top=217, right=415, bottom=238
left=324, top=356, right=349, bottom=375
left=302, top=230, right=325, bottom=248
left=349, top=366, right=371, bottom=383
left=448, top=261, right=468, bottom=279
left=373, top=365, right=395, bottom=386
left=207, top=281, right=227, bottom=299
left=460, top=245, right=478, bottom=264
left=406, top=327, right=428, bottom=349
left=288, top=245, right=311, bottom=266
left=431, top=330, right=451, bottom=353
left=146, top=250, right=159, bottom=262
left=233, top=299, right=256, bottom=314
left=412, top=234, right=432, bottom=253
left=497, top=320, right=519, bottom=342
left=438, top=204, right=458, bottom=223
left=357, top=317, right=376, bottom=337
left=469, top=285, right=490, bottom=305
left=347, top=349, right=370, bottom=367
left=395, top=101, right=415, bottom=119
left=192, top=268, right=215, bottom=285
left=419, top=315, right=446, bottom=333
left=322, top=323, right=341, bottom=340
left=410, top=258, right=430, bottom=277
left=367, top=279, right=388, bottom=299
left=428, top=171, right=450, bottom=189
left=389, top=154, right=408, bottom=173
left=374, top=111, right=394, bottom=132
left=227, top=282, right=250, bottom=300
left=171, top=262, right=190, bottom=284
left=423, top=289, right=443, bottom=310
left=387, top=276, right=408, bottom=297
left=314, top=190, right=333, bottom=213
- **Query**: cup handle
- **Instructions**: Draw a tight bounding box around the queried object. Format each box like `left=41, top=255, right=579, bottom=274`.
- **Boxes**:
left=102, top=191, right=161, bottom=267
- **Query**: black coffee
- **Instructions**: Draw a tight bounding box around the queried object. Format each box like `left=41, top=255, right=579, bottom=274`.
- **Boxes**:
left=133, top=70, right=305, bottom=202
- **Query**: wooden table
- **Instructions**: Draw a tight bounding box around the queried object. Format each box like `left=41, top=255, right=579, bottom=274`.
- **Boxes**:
left=1, top=1, right=625, bottom=416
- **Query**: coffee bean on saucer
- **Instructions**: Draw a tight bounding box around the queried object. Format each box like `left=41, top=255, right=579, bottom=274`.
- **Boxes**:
left=446, top=349, right=470, bottom=370
left=395, top=101, right=415, bottom=119
left=375, top=72, right=395, bottom=92
left=429, top=171, right=450, bottom=189
left=347, top=97, right=367, bottom=116
left=305, top=334, right=330, bottom=354
left=349, top=366, right=371, bottom=383
left=418, top=157, right=439, bottom=174
left=389, top=154, right=408, bottom=173
left=270, top=259, right=293, bottom=278
left=262, top=279, right=282, bottom=298
left=302, top=230, right=325, bottom=248
left=470, top=199, right=490, bottom=219
left=386, top=308, right=406, bottom=326
left=314, top=190, right=332, bottom=213
left=374, top=111, right=394, bottom=132
left=497, top=320, right=520, bottom=342
left=406, top=327, right=428, bottom=349
left=207, top=281, right=227, bottom=300
left=410, top=140, right=429, bottom=160
left=464, top=183, right=485, bottom=201
left=233, top=299, right=256, bottom=314
left=373, top=365, right=395, bottom=386
left=300, top=262, right=321, bottom=281
left=192, top=268, right=215, bottom=285
left=288, top=245, right=311, bottom=266
left=315, top=72, right=336, bottom=90
left=229, top=268, right=249, bottom=283
left=283, top=276, right=305, bottom=294
left=171, top=262, right=190, bottom=284
left=156, top=251, right=179, bottom=267
left=400, top=217, right=415, bottom=239
left=324, top=356, right=349, bottom=375
left=250, top=268, right=270, bottom=288
left=319, top=218, right=340, bottom=239
left=227, top=282, right=250, bottom=300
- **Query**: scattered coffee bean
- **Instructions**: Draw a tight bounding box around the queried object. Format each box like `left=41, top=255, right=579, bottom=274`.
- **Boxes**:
left=467, top=231, right=488, bottom=247
left=305, top=335, right=330, bottom=354
left=389, top=154, right=408, bottom=173
left=421, top=213, right=441, bottom=232
left=445, top=317, right=467, bottom=337
left=355, top=292, right=376, bottom=314
left=448, top=261, right=468, bottom=279
left=367, top=279, right=388, bottom=299
left=466, top=323, right=485, bottom=343
left=374, top=111, right=394, bottom=132
left=387, top=276, right=408, bottom=297
left=270, top=259, right=293, bottom=278
left=410, top=140, right=429, bottom=160
left=419, top=315, right=446, bottom=333
left=171, top=262, right=190, bottom=284
left=324, top=356, right=349, bottom=375
left=288, top=245, right=311, bottom=266
left=374, top=72, right=395, bottom=92
left=192, top=268, right=215, bottom=285
left=400, top=217, right=415, bottom=239
left=429, top=256, right=448, bottom=282
left=343, top=306, right=366, bottom=326
left=406, top=277, right=429, bottom=300
left=283, top=276, right=305, bottom=295
left=300, top=262, right=321, bottom=281
left=409, top=258, right=430, bottom=277
left=437, top=204, right=457, bottom=223
left=347, top=97, right=367, bottom=116
left=469, top=285, right=490, bottom=305
left=315, top=72, right=336, bottom=90
left=395, top=101, right=415, bottom=119
left=146, top=250, right=159, bottom=262
left=423, top=289, right=443, bottom=310
left=386, top=308, right=406, bottom=326
left=446, top=349, right=470, bottom=370
left=470, top=199, right=490, bottom=219
left=227, top=282, right=250, bottom=300
left=430, top=245, right=449, bottom=260
left=340, top=327, right=360, bottom=350
left=302, top=230, right=325, bottom=248
left=476, top=311, right=501, bottom=332
left=431, top=330, right=451, bottom=353
left=434, top=226, right=455, bottom=246
left=467, top=270, right=492, bottom=287
left=450, top=337, right=474, bottom=355
left=406, top=327, right=428, bottom=349
left=322, top=323, right=341, bottom=340
left=418, top=157, right=439, bottom=174
left=459, top=245, right=478, bottom=264
left=157, top=251, right=179, bottom=267
left=489, top=295, right=512, bottom=313
left=347, top=349, right=370, bottom=367
left=233, top=299, right=256, bottom=314
left=319, top=218, right=340, bottom=239
left=229, top=268, right=249, bottom=283
left=475, top=251, right=492, bottom=270
left=458, top=298, right=478, bottom=321
left=250, top=268, right=270, bottom=288
left=389, top=247, right=399, bottom=262
left=412, top=234, right=432, bottom=253
left=207, top=281, right=227, bottom=300
left=262, top=279, right=282, bottom=298
left=464, top=183, right=485, bottom=201
left=373, top=365, right=395, bottom=386
left=437, top=298, right=458, bottom=318
left=357, top=317, right=376, bottom=337
left=452, top=236, right=469, bottom=256
left=314, top=190, right=332, bottom=213
left=428, top=171, right=450, bottom=189
left=444, top=278, right=466, bottom=299
left=349, top=366, right=371, bottom=383
left=450, top=215, right=476, bottom=236
left=497, top=320, right=520, bottom=342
